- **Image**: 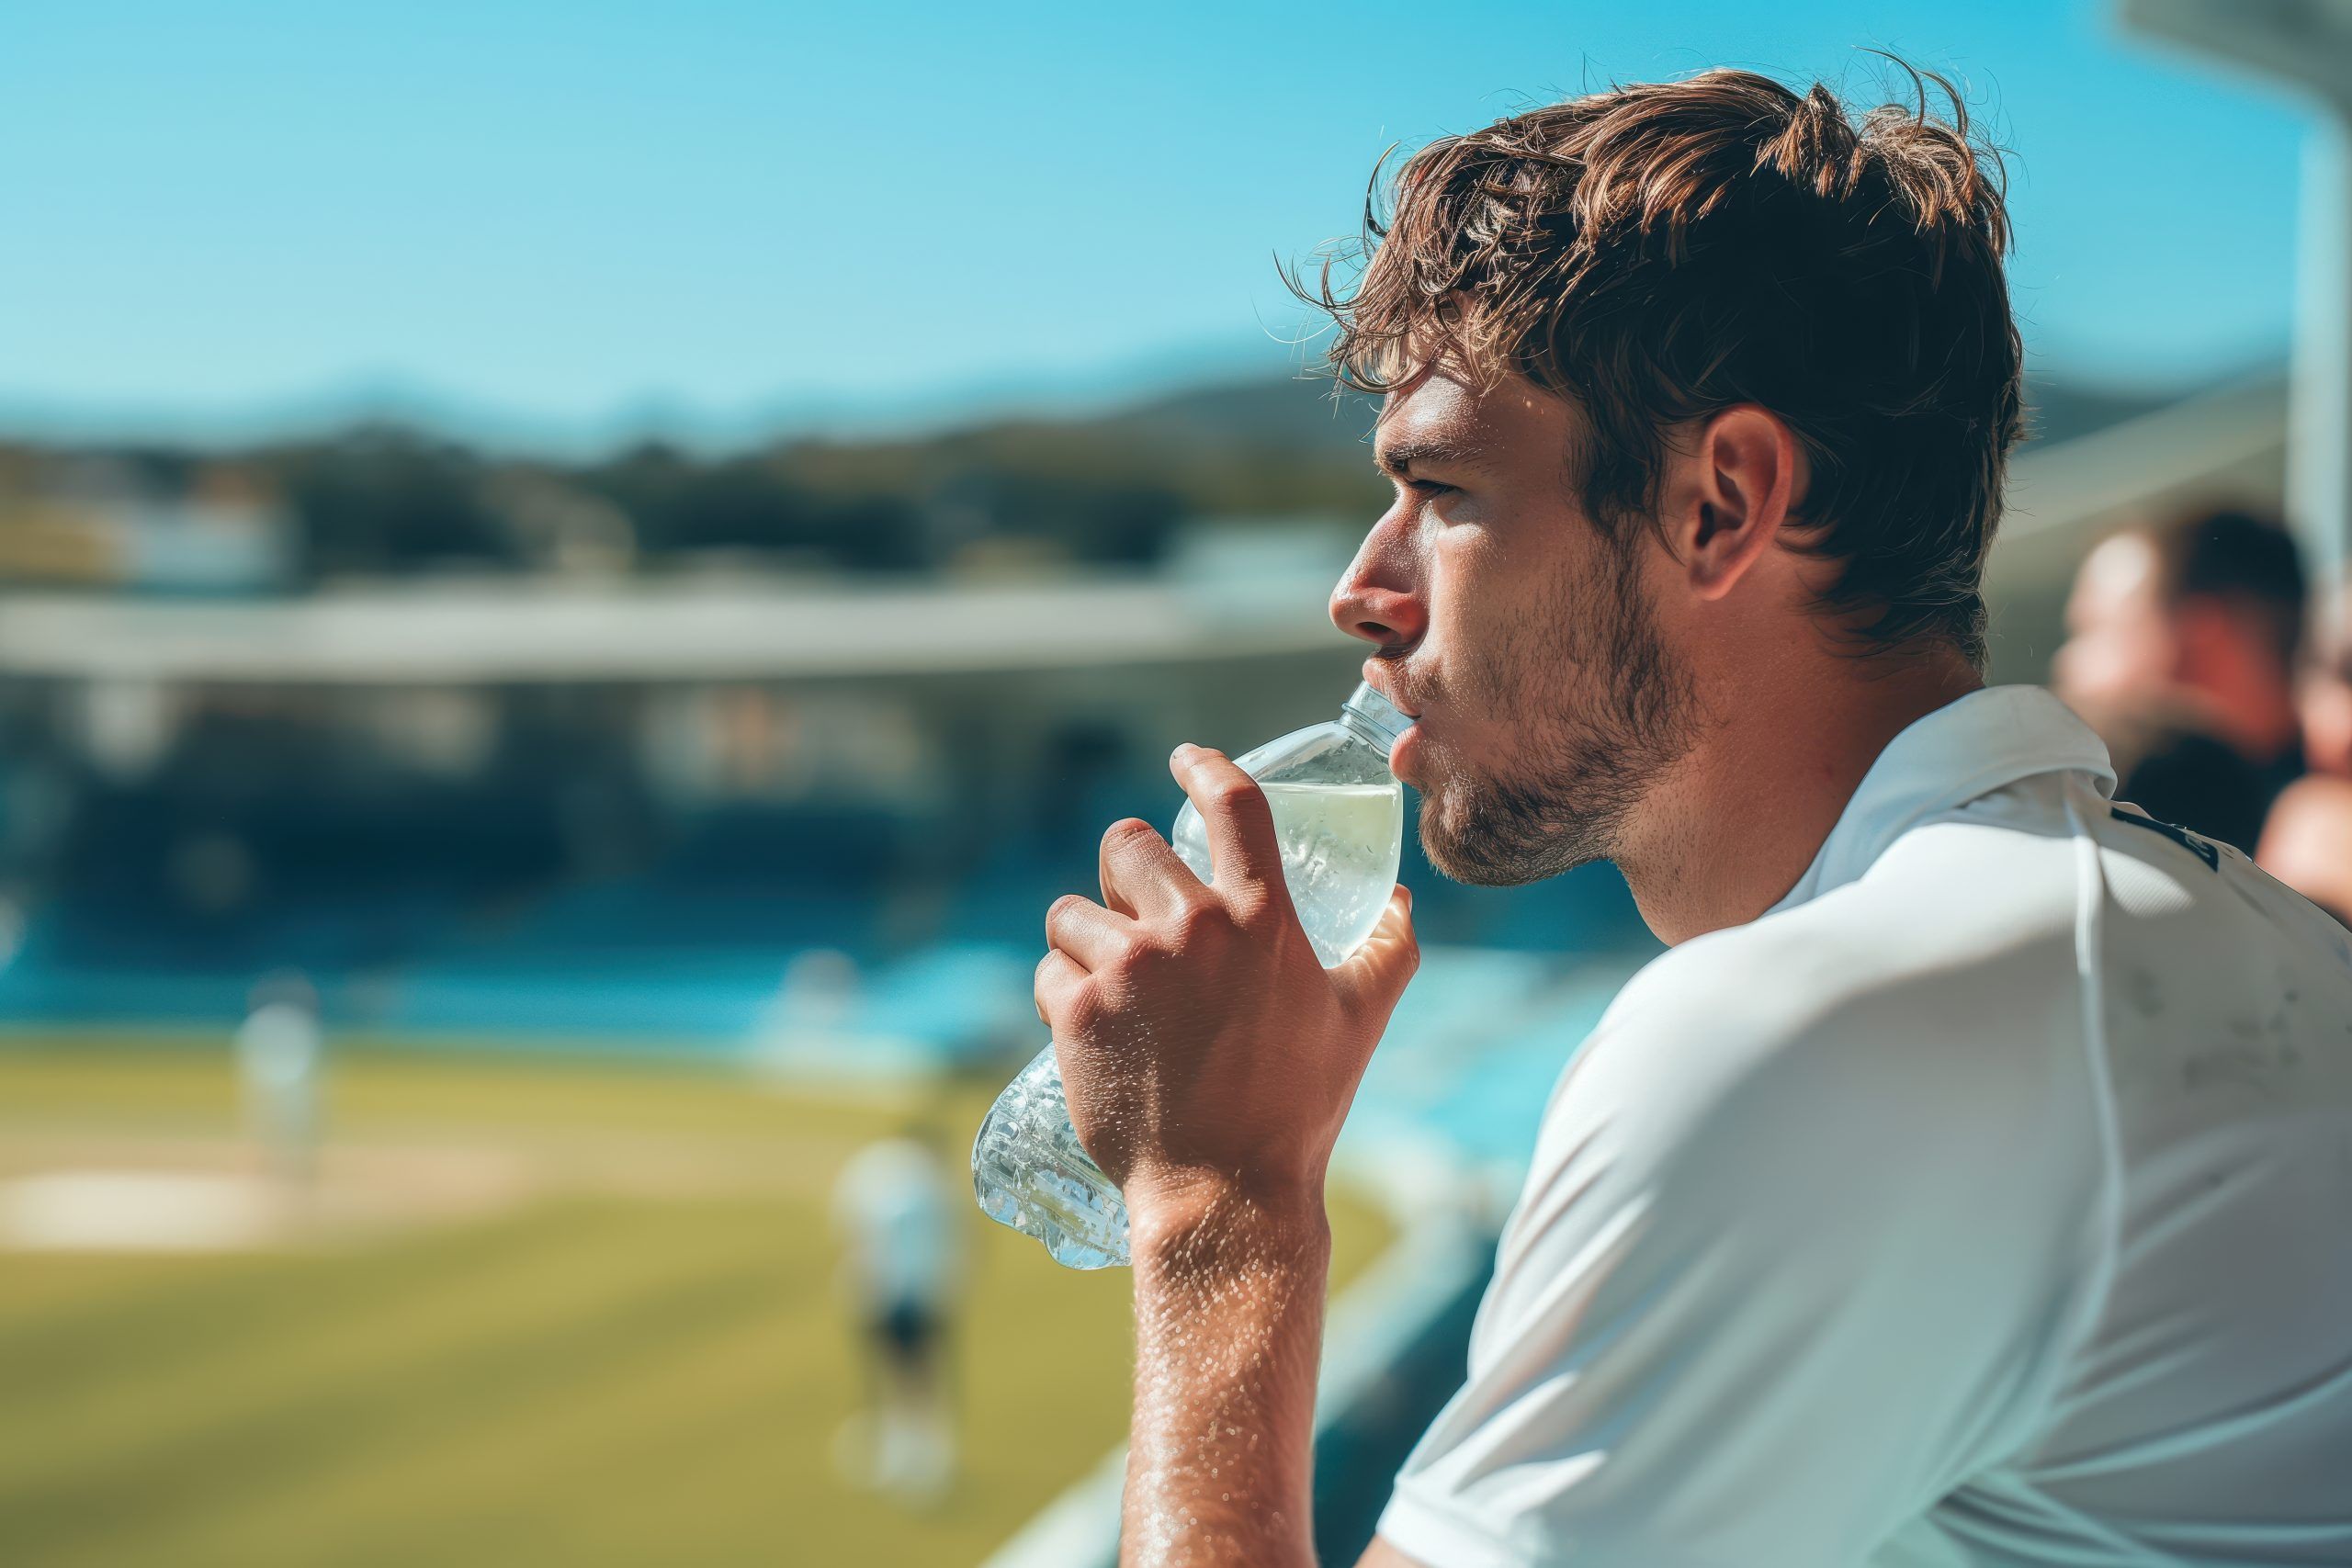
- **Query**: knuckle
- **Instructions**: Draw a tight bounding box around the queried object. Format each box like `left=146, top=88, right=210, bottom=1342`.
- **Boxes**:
left=1058, top=982, right=1103, bottom=1031
left=1171, top=897, right=1227, bottom=943
left=1096, top=939, right=1140, bottom=982
left=1046, top=892, right=1088, bottom=931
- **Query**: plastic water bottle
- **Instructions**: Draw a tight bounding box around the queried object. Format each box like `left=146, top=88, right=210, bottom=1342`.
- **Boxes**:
left=970, top=681, right=1409, bottom=1268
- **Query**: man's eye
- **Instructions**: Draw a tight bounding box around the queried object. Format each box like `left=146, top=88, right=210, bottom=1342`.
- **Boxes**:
left=1406, top=479, right=1455, bottom=497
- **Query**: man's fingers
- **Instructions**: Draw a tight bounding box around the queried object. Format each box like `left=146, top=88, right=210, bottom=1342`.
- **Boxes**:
left=1169, top=745, right=1284, bottom=901
left=1098, top=818, right=1205, bottom=918
left=1035, top=948, right=1087, bottom=1030
left=1046, top=892, right=1137, bottom=973
left=1099, top=825, right=1140, bottom=918
left=1333, top=884, right=1419, bottom=1021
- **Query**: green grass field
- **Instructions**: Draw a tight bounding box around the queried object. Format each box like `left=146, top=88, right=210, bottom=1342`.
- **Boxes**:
left=0, top=1041, right=1392, bottom=1567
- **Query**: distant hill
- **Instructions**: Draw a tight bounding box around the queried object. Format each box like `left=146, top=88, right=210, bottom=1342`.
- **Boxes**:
left=2021, top=378, right=2177, bottom=449
left=1089, top=376, right=1383, bottom=460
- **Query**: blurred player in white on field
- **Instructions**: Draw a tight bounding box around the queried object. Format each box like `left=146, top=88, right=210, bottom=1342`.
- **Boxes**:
left=236, top=970, right=322, bottom=1201
left=830, top=1128, right=966, bottom=1506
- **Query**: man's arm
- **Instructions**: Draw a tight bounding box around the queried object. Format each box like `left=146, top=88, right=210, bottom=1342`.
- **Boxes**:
left=1125, top=1178, right=1429, bottom=1568
left=1036, top=744, right=1419, bottom=1567
left=1125, top=1179, right=1329, bottom=1564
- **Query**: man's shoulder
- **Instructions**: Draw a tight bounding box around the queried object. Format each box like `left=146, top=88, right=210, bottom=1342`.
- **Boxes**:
left=1501, top=816, right=2109, bottom=1350
left=1568, top=811, right=2094, bottom=1162
left=1614, top=811, right=2082, bottom=1038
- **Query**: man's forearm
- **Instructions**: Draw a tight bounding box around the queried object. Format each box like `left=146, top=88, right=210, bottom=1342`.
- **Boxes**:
left=1124, top=1179, right=1332, bottom=1568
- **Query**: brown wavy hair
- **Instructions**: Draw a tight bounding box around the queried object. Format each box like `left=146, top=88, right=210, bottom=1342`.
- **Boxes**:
left=1296, top=61, right=2024, bottom=666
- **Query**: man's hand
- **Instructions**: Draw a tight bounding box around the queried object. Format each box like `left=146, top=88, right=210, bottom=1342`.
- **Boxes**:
left=1035, top=742, right=1419, bottom=1567
left=1036, top=743, right=1419, bottom=1223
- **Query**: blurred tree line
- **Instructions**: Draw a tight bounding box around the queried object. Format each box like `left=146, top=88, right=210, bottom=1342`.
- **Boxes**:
left=251, top=378, right=1390, bottom=583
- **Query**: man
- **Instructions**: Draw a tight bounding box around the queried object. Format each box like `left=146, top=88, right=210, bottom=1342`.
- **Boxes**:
left=1037, top=66, right=2352, bottom=1565
left=235, top=969, right=322, bottom=1198
left=830, top=1129, right=965, bottom=1506
left=2054, top=509, right=2311, bottom=848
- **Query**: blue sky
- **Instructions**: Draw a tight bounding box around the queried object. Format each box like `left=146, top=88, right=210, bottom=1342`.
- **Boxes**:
left=0, top=0, right=2320, bottom=445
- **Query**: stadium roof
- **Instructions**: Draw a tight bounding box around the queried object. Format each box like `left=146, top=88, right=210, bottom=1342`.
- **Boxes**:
left=2000, top=372, right=2285, bottom=541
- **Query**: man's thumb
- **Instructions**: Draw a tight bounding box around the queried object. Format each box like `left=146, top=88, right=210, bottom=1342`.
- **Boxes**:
left=1336, top=884, right=1419, bottom=1014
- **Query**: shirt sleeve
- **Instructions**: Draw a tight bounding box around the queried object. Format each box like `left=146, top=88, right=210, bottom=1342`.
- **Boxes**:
left=1377, top=933, right=2109, bottom=1568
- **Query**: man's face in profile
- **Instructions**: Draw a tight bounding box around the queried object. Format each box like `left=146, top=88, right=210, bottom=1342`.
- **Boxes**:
left=1331, top=369, right=1699, bottom=886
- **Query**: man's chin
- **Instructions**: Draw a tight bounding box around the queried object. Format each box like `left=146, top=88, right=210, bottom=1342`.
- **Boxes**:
left=1418, top=812, right=1564, bottom=888
left=1418, top=784, right=1612, bottom=887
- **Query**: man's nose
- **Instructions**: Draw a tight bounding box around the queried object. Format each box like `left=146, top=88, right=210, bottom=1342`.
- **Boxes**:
left=1329, top=550, right=1428, bottom=651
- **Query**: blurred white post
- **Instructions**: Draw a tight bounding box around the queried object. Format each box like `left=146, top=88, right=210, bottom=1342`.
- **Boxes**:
left=2295, top=107, right=2352, bottom=630
left=2123, top=0, right=2352, bottom=636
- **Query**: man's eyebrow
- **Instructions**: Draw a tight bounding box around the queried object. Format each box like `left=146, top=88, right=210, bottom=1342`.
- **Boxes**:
left=1373, top=434, right=1487, bottom=477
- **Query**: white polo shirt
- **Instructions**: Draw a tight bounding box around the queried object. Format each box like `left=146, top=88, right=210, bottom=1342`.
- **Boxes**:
left=1380, top=685, right=2352, bottom=1567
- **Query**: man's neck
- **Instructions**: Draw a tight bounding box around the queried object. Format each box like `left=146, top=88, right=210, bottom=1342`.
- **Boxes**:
left=1615, top=646, right=1984, bottom=946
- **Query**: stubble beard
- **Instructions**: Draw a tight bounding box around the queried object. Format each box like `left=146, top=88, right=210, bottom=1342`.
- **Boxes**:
left=1418, top=536, right=1700, bottom=887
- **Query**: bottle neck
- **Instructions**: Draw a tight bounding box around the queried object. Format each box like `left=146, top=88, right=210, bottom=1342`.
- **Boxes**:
left=1339, top=681, right=1408, bottom=760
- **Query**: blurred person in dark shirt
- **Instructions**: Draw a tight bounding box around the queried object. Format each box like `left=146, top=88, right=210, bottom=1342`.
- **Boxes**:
left=2053, top=508, right=2309, bottom=848
left=2067, top=698, right=2270, bottom=852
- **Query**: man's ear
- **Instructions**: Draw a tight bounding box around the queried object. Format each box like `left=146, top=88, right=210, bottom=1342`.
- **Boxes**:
left=1668, top=405, right=1805, bottom=602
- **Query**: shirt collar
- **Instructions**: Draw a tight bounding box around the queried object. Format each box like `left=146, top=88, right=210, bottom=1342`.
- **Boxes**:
left=1766, top=684, right=2117, bottom=916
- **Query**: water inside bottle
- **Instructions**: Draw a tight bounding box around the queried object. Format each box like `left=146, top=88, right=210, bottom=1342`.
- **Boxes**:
left=1171, top=782, right=1402, bottom=966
